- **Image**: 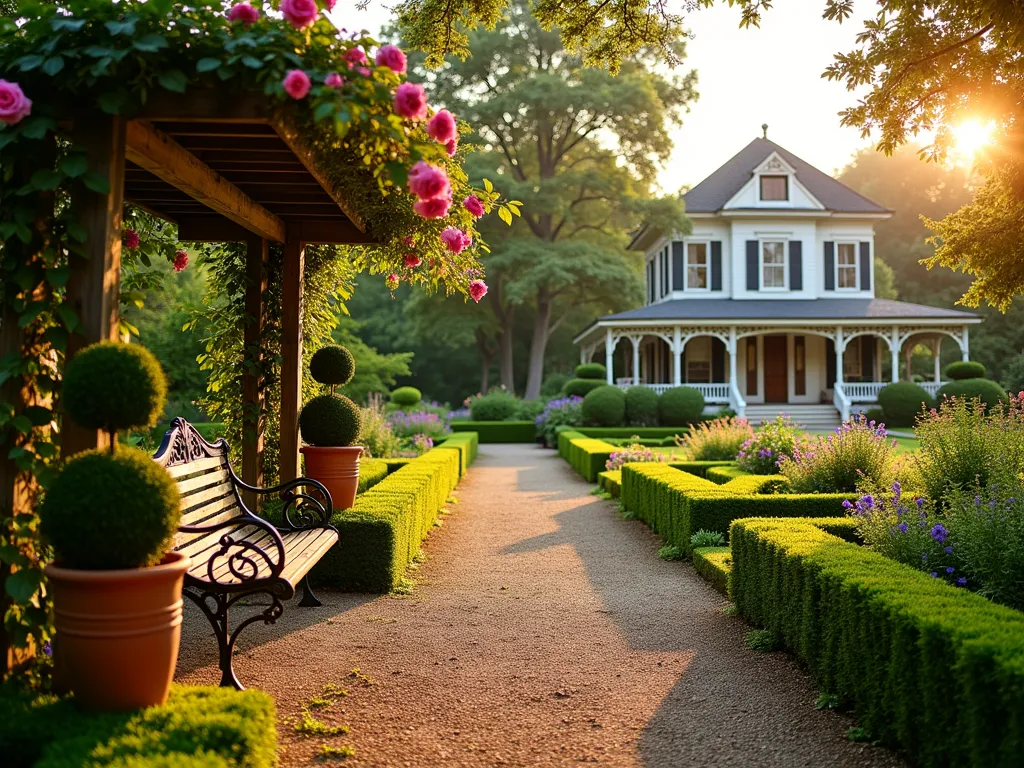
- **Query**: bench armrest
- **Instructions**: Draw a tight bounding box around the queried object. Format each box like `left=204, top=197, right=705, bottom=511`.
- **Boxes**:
left=233, top=476, right=334, bottom=531
left=180, top=516, right=286, bottom=585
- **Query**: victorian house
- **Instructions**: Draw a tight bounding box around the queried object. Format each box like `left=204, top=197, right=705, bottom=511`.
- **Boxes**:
left=573, top=134, right=980, bottom=428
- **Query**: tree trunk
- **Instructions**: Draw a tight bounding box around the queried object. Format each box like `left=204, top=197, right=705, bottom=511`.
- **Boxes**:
left=474, top=328, right=496, bottom=395
left=498, top=327, right=514, bottom=392
left=524, top=294, right=553, bottom=400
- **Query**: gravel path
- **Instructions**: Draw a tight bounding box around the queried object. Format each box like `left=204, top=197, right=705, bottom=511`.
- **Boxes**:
left=176, top=444, right=904, bottom=767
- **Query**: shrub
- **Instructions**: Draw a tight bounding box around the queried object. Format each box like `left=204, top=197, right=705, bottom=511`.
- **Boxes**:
left=863, top=406, right=885, bottom=423
left=390, top=386, right=422, bottom=408
left=563, top=378, right=606, bottom=398
left=877, top=381, right=933, bottom=427
left=63, top=342, right=167, bottom=439
left=736, top=415, right=803, bottom=475
left=299, top=393, right=362, bottom=446
left=582, top=385, right=626, bottom=427
left=779, top=416, right=902, bottom=493
left=692, top=546, right=730, bottom=595
left=512, top=397, right=546, bottom=421
left=41, top=448, right=181, bottom=570
left=309, top=345, right=355, bottom=387
left=357, top=402, right=402, bottom=458
left=657, top=386, right=705, bottom=426
left=605, top=439, right=670, bottom=471
left=679, top=416, right=754, bottom=460
left=558, top=431, right=617, bottom=482
left=575, top=362, right=606, bottom=380
left=541, top=372, right=571, bottom=397
left=624, top=386, right=659, bottom=426
left=387, top=410, right=449, bottom=440
left=536, top=396, right=583, bottom=445
left=690, top=529, right=726, bottom=548
left=937, top=378, right=1008, bottom=410
left=469, top=389, right=518, bottom=421
left=945, top=360, right=986, bottom=380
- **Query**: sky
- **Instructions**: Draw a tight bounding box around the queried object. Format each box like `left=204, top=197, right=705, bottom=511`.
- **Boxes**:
left=328, top=0, right=878, bottom=192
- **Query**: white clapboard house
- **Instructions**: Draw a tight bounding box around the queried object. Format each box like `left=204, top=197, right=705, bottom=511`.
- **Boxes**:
left=573, top=134, right=981, bottom=428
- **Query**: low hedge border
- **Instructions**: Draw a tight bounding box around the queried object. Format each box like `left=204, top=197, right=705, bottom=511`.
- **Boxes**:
left=667, top=460, right=737, bottom=478
left=557, top=430, right=617, bottom=482
left=0, top=684, right=276, bottom=768
left=572, top=426, right=687, bottom=439
left=705, top=465, right=749, bottom=484
left=312, top=439, right=474, bottom=591
left=451, top=421, right=535, bottom=443
left=692, top=546, right=731, bottom=596
left=598, top=470, right=621, bottom=497
left=721, top=474, right=790, bottom=495
left=380, top=458, right=412, bottom=474
left=436, top=432, right=478, bottom=475
left=357, top=459, right=389, bottom=493
left=620, top=464, right=854, bottom=554
left=730, top=517, right=1024, bottom=768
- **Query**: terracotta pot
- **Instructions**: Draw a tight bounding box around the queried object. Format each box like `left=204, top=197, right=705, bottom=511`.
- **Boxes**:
left=45, top=551, right=189, bottom=711
left=301, top=445, right=363, bottom=511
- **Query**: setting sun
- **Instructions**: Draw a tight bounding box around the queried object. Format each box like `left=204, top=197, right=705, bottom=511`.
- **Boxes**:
left=952, top=119, right=996, bottom=162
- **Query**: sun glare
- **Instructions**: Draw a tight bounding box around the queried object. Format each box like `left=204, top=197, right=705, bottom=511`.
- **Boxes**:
left=952, top=119, right=996, bottom=162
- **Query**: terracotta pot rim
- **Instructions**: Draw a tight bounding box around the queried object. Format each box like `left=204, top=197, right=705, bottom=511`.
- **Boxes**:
left=45, top=551, right=190, bottom=582
left=300, top=445, right=364, bottom=454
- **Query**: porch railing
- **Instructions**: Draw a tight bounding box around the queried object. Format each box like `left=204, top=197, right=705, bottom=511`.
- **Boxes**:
left=844, top=381, right=947, bottom=401
left=920, top=381, right=945, bottom=397
left=615, top=382, right=730, bottom=402
left=833, top=382, right=851, bottom=422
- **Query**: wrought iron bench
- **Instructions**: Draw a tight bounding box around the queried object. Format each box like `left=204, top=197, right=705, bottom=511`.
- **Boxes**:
left=153, top=417, right=338, bottom=689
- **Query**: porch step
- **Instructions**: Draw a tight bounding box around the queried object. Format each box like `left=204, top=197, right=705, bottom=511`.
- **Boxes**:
left=743, top=405, right=841, bottom=431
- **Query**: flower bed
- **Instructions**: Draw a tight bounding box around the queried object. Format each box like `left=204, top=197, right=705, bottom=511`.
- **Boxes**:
left=450, top=420, right=536, bottom=443
left=730, top=517, right=1024, bottom=768
left=620, top=464, right=853, bottom=555
left=311, top=436, right=476, bottom=591
left=0, top=684, right=276, bottom=768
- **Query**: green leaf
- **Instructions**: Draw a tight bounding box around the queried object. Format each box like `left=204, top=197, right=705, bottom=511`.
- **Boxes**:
left=46, top=265, right=71, bottom=287
left=23, top=405, right=51, bottom=427
left=313, top=102, right=334, bottom=122
left=42, top=56, right=64, bottom=76
left=66, top=220, right=88, bottom=242
left=81, top=172, right=110, bottom=194
left=241, top=55, right=263, bottom=69
left=105, top=19, right=137, bottom=36
left=56, top=304, right=79, bottom=331
left=196, top=58, right=221, bottom=73
left=158, top=69, right=188, bottom=94
left=0, top=133, right=15, bottom=151
left=58, top=155, right=88, bottom=178
left=5, top=568, right=43, bottom=603
left=498, top=206, right=513, bottom=226
left=387, top=162, right=408, bottom=189
left=133, top=34, right=168, bottom=53
left=20, top=116, right=56, bottom=140
left=16, top=55, right=45, bottom=71
left=29, top=169, right=62, bottom=191
left=51, top=18, right=86, bottom=32
left=97, top=90, right=128, bottom=114
left=9, top=414, right=31, bottom=433
left=83, top=45, right=113, bottom=58
left=483, top=178, right=494, bottom=193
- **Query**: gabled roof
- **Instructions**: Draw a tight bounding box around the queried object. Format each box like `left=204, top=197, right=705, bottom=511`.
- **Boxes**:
left=683, top=138, right=889, bottom=214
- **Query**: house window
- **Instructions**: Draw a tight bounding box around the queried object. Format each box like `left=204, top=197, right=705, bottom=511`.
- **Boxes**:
left=686, top=242, right=709, bottom=290
left=760, top=175, right=788, bottom=201
left=837, top=243, right=858, bottom=289
left=761, top=241, right=787, bottom=289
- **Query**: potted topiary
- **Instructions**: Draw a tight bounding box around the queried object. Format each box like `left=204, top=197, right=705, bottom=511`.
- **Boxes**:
left=41, top=341, right=185, bottom=711
left=299, top=344, right=364, bottom=511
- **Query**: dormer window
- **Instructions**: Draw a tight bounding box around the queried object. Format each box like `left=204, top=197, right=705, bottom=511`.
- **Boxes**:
left=760, top=175, right=788, bottom=201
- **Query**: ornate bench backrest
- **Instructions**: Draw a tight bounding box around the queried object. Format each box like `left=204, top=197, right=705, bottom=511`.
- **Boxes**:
left=153, top=418, right=244, bottom=550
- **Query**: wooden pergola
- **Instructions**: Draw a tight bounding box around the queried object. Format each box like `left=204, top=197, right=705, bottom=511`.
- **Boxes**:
left=62, top=89, right=378, bottom=486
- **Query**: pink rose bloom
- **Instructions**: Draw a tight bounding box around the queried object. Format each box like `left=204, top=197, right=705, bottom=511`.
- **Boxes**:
left=445, top=138, right=458, bottom=157
left=469, top=280, right=488, bottom=303
left=324, top=73, right=344, bottom=88
left=0, top=80, right=31, bottom=126
left=357, top=66, right=371, bottom=77
left=441, top=227, right=470, bottom=254
left=123, top=229, right=140, bottom=249
left=386, top=273, right=399, bottom=288
left=280, top=0, right=318, bottom=29
left=413, top=196, right=451, bottom=219
left=173, top=250, right=189, bottom=272
left=393, top=82, right=427, bottom=120
left=323, top=0, right=337, bottom=9
left=403, top=236, right=415, bottom=246
left=283, top=70, right=311, bottom=100
left=463, top=195, right=485, bottom=218
left=404, top=253, right=422, bottom=268
left=407, top=161, right=450, bottom=200
left=227, top=2, right=259, bottom=24
left=426, top=109, right=457, bottom=143
left=344, top=47, right=368, bottom=66
left=375, top=44, right=407, bottom=74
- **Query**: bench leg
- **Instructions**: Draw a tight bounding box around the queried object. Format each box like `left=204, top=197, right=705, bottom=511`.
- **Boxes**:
left=298, top=575, right=322, bottom=607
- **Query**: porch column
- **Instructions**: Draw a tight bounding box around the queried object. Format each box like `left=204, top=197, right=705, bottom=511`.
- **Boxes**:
left=580, top=346, right=587, bottom=364
left=672, top=327, right=682, bottom=386
left=727, top=328, right=738, bottom=392
left=631, top=336, right=641, bottom=384
left=961, top=325, right=970, bottom=361
left=933, top=336, right=942, bottom=383
left=890, top=326, right=900, bottom=382
left=279, top=239, right=305, bottom=484
left=834, top=326, right=844, bottom=386
left=605, top=328, right=614, bottom=384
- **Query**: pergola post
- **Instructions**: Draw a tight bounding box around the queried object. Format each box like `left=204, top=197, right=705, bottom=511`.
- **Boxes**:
left=62, top=114, right=127, bottom=457
left=279, top=240, right=305, bottom=483
left=241, top=237, right=268, bottom=506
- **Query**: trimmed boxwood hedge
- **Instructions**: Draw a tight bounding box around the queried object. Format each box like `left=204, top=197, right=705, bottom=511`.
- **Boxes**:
left=557, top=430, right=617, bottom=482
left=0, top=684, right=276, bottom=768
left=692, top=546, right=731, bottom=596
left=945, top=360, right=986, bottom=380
left=730, top=517, right=1024, bottom=768
left=450, top=420, right=535, bottom=443
left=380, top=458, right=413, bottom=474
left=563, top=378, right=606, bottom=398
left=581, top=385, right=627, bottom=427
left=620, top=464, right=854, bottom=554
left=572, top=426, right=687, bottom=439
left=705, top=465, right=749, bottom=484
left=937, top=378, right=1008, bottom=409
left=598, top=469, right=621, bottom=497
left=877, top=380, right=934, bottom=427
left=721, top=474, right=790, bottom=495
left=312, top=435, right=477, bottom=591
left=667, top=460, right=737, bottom=478
left=357, top=459, right=389, bottom=493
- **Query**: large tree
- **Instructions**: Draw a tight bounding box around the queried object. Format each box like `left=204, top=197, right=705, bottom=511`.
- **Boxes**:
left=410, top=0, right=695, bottom=398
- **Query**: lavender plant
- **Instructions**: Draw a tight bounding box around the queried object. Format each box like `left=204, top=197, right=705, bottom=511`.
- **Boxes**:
left=536, top=395, right=583, bottom=446
left=780, top=416, right=901, bottom=493
left=736, top=415, right=804, bottom=475
left=388, top=410, right=450, bottom=440
left=679, top=416, right=754, bottom=461
left=605, top=438, right=673, bottom=471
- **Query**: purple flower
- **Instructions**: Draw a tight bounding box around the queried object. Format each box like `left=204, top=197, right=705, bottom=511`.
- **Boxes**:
left=944, top=546, right=953, bottom=554
left=842, top=499, right=853, bottom=510
left=930, top=524, right=948, bottom=544
left=861, top=494, right=875, bottom=509
left=930, top=572, right=938, bottom=578
left=915, top=497, right=925, bottom=509
left=42, top=641, right=52, bottom=657
left=945, top=566, right=955, bottom=574
left=956, top=577, right=968, bottom=587
left=897, top=522, right=908, bottom=533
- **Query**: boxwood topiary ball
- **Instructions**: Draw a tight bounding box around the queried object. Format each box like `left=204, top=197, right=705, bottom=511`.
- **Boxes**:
left=944, top=361, right=987, bottom=381
left=309, top=345, right=355, bottom=387
left=41, top=448, right=181, bottom=570
left=877, top=381, right=934, bottom=427
left=574, top=363, right=606, bottom=380
left=582, top=385, right=627, bottom=427
left=63, top=342, right=167, bottom=433
left=300, top=393, right=362, bottom=446
left=658, top=386, right=706, bottom=426
left=937, top=378, right=1008, bottom=410
left=625, top=386, right=659, bottom=426
left=563, top=378, right=606, bottom=398
left=390, top=386, right=422, bottom=408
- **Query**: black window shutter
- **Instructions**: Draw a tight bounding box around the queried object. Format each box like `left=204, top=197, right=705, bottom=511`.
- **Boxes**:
left=647, top=260, right=654, bottom=303
left=825, top=338, right=836, bottom=388
left=746, top=241, right=759, bottom=290
left=824, top=241, right=835, bottom=291
left=711, top=339, right=725, bottom=382
left=672, top=241, right=684, bottom=292
left=710, top=241, right=722, bottom=291
left=859, top=242, right=871, bottom=291
left=789, top=240, right=803, bottom=291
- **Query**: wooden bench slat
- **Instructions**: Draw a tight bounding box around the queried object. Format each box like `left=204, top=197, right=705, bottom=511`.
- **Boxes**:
left=165, top=455, right=225, bottom=478
left=180, top=479, right=235, bottom=510
left=176, top=468, right=231, bottom=494
left=174, top=504, right=244, bottom=550
left=181, top=493, right=240, bottom=528
left=198, top=527, right=278, bottom=584
left=280, top=529, right=338, bottom=586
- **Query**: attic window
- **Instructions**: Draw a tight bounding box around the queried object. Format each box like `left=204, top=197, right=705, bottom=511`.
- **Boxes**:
left=760, top=175, right=788, bottom=201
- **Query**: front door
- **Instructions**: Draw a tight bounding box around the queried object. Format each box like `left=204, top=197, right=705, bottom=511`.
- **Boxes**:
left=763, top=335, right=788, bottom=403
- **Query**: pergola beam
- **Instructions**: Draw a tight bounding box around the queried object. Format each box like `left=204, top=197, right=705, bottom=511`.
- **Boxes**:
left=176, top=216, right=376, bottom=245
left=125, top=120, right=286, bottom=243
